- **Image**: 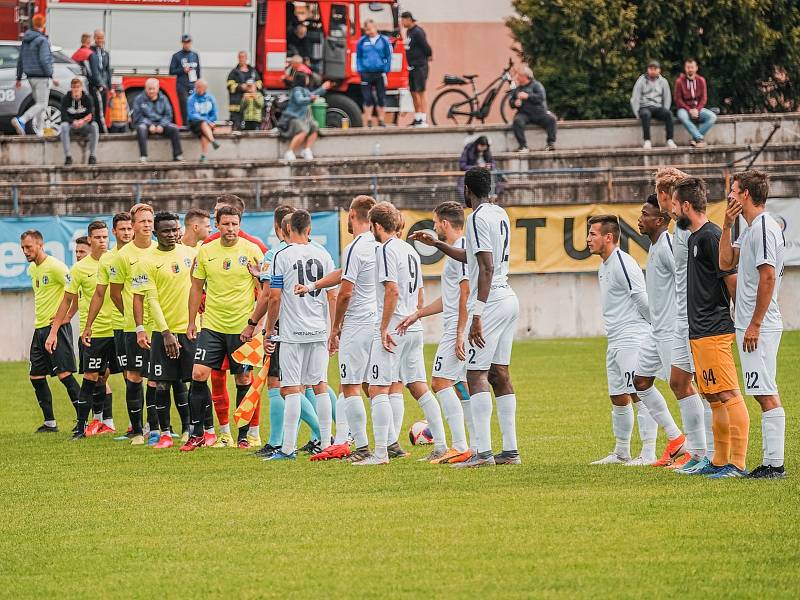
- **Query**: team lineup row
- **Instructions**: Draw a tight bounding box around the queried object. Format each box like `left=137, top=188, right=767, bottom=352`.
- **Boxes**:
left=22, top=167, right=521, bottom=467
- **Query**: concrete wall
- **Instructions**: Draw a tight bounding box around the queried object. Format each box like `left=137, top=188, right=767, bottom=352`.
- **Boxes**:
left=2, top=268, right=798, bottom=362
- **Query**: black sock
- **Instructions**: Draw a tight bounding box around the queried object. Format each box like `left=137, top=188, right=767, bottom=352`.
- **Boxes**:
left=125, top=380, right=144, bottom=434
left=155, top=385, right=171, bottom=433
left=145, top=385, right=159, bottom=431
left=189, top=380, right=210, bottom=437
left=91, top=385, right=105, bottom=420
left=203, top=390, right=214, bottom=430
left=235, top=384, right=249, bottom=441
left=31, top=378, right=54, bottom=422
left=103, top=392, right=113, bottom=420
left=76, top=378, right=96, bottom=430
left=172, top=381, right=190, bottom=433
left=60, top=374, right=81, bottom=417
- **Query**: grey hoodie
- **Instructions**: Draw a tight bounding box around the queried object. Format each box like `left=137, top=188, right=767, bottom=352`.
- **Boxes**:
left=630, top=74, right=671, bottom=115
left=16, top=29, right=54, bottom=80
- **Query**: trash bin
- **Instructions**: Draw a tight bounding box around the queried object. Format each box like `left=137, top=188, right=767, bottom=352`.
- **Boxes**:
left=311, top=98, right=328, bottom=129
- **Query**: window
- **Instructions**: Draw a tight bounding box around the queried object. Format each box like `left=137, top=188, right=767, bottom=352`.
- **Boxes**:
left=359, top=2, right=394, bottom=35
left=0, top=46, right=20, bottom=69
left=330, top=4, right=347, bottom=39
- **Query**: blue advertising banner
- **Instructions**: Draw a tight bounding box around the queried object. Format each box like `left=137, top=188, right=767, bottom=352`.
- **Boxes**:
left=0, top=211, right=340, bottom=290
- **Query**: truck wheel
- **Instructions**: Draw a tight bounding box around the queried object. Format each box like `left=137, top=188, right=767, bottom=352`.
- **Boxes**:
left=325, top=93, right=362, bottom=128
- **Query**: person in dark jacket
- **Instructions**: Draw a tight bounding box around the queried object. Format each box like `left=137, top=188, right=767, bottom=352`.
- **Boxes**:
left=13, top=14, right=58, bottom=136
left=356, top=19, right=392, bottom=127
left=510, top=65, right=557, bottom=152
left=132, top=78, right=183, bottom=162
left=91, top=29, right=112, bottom=133
left=674, top=59, right=716, bottom=147
left=226, top=51, right=262, bottom=130
left=458, top=135, right=499, bottom=199
left=60, top=78, right=98, bottom=166
left=400, top=11, right=432, bottom=127
left=168, top=34, right=200, bottom=124
left=72, top=32, right=104, bottom=132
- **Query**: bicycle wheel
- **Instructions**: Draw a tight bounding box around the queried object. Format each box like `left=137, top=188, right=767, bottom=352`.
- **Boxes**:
left=499, top=90, right=514, bottom=124
left=430, top=88, right=476, bottom=126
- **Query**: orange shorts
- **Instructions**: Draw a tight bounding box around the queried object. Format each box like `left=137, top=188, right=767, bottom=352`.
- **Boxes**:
left=690, top=333, right=739, bottom=395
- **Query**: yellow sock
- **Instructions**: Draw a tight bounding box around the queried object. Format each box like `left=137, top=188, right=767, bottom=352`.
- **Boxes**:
left=725, top=395, right=750, bottom=471
left=709, top=400, right=730, bottom=467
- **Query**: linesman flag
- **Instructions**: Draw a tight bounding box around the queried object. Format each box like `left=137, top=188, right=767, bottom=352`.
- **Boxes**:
left=232, top=336, right=269, bottom=428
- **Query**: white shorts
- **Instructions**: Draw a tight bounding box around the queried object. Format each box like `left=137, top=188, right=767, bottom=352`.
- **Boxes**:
left=635, top=333, right=672, bottom=380
left=398, top=329, right=427, bottom=384
left=279, top=341, right=328, bottom=387
left=368, top=329, right=426, bottom=387
left=736, top=329, right=781, bottom=395
left=670, top=329, right=695, bottom=374
left=432, top=329, right=466, bottom=382
left=466, top=295, right=519, bottom=371
left=606, top=344, right=641, bottom=396
left=339, top=323, right=373, bottom=384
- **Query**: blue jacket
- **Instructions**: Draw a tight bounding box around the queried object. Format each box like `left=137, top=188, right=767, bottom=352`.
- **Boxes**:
left=132, top=90, right=174, bottom=126
left=284, top=85, right=326, bottom=119
left=169, top=49, right=200, bottom=91
left=16, top=29, right=53, bottom=80
left=356, top=35, right=392, bottom=74
left=187, top=91, right=218, bottom=123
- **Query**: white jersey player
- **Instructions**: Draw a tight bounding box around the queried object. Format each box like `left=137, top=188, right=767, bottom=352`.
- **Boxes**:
left=353, top=201, right=447, bottom=466
left=586, top=215, right=654, bottom=465
left=720, top=170, right=786, bottom=479
left=263, top=209, right=337, bottom=460
left=631, top=196, right=688, bottom=468
left=398, top=201, right=473, bottom=464
left=412, top=168, right=520, bottom=468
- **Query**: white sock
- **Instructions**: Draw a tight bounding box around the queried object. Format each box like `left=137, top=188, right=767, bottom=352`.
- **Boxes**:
left=220, top=423, right=231, bottom=435
left=678, top=393, right=706, bottom=457
left=762, top=406, right=785, bottom=467
left=420, top=113, right=427, bottom=122
left=316, top=392, right=332, bottom=449
left=388, top=393, right=404, bottom=445
left=495, top=393, right=518, bottom=452
left=371, top=394, right=392, bottom=459
left=247, top=425, right=259, bottom=437
left=635, top=402, right=658, bottom=460
left=344, top=395, right=368, bottom=448
left=414, top=112, right=422, bottom=121
left=637, top=385, right=681, bottom=440
left=204, top=427, right=215, bottom=434
left=417, top=391, right=447, bottom=451
left=103, top=418, right=114, bottom=428
left=702, top=398, right=715, bottom=455
left=386, top=416, right=397, bottom=446
left=471, top=391, right=493, bottom=454
left=436, top=387, right=468, bottom=452
left=44, top=420, right=57, bottom=427
left=334, top=393, right=349, bottom=445
left=461, top=398, right=476, bottom=450
left=280, top=393, right=302, bottom=454
left=94, top=412, right=103, bottom=422
left=611, top=404, right=633, bottom=459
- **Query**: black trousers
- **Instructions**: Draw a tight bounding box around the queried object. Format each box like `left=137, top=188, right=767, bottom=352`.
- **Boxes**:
left=177, top=88, right=190, bottom=124
left=136, top=123, right=183, bottom=158
left=90, top=86, right=108, bottom=133
left=512, top=111, right=557, bottom=147
left=638, top=106, right=674, bottom=141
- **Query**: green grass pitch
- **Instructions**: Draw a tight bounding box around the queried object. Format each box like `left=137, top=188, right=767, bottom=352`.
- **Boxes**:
left=1, top=334, right=799, bottom=598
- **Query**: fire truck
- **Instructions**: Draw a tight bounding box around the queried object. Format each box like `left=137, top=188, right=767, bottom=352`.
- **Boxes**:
left=2, top=0, right=410, bottom=128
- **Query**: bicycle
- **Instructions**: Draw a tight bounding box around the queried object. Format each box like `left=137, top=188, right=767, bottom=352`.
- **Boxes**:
left=430, top=59, right=516, bottom=126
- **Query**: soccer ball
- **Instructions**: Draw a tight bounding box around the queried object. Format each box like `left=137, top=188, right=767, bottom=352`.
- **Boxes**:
left=408, top=420, right=433, bottom=446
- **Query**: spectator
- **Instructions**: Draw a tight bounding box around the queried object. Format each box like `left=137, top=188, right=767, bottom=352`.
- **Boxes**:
left=630, top=60, right=676, bottom=149
left=278, top=70, right=331, bottom=161
left=107, top=82, right=129, bottom=133
left=356, top=19, right=392, bottom=128
left=287, top=22, right=312, bottom=64
left=510, top=65, right=557, bottom=152
left=13, top=14, right=59, bottom=136
left=240, top=80, right=264, bottom=131
left=459, top=135, right=495, bottom=170
left=674, top=59, right=716, bottom=147
left=169, top=34, right=200, bottom=124
left=72, top=33, right=105, bottom=133
left=132, top=78, right=183, bottom=163
left=187, top=79, right=220, bottom=162
left=226, top=51, right=262, bottom=130
left=91, top=29, right=112, bottom=133
left=59, top=78, right=98, bottom=166
left=400, top=11, right=432, bottom=127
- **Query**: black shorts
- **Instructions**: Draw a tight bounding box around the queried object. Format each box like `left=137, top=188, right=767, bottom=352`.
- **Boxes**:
left=78, top=342, right=85, bottom=375
left=409, top=63, right=428, bottom=92
left=268, top=341, right=281, bottom=378
left=29, top=324, right=76, bottom=377
left=113, top=329, right=127, bottom=373
left=148, top=332, right=196, bottom=382
left=82, top=336, right=117, bottom=374
left=188, top=120, right=207, bottom=137
left=360, top=72, right=386, bottom=107
left=124, top=331, right=150, bottom=376
left=194, top=329, right=249, bottom=374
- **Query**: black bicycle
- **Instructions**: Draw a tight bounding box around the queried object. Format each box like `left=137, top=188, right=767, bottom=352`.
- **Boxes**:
left=430, top=59, right=516, bottom=126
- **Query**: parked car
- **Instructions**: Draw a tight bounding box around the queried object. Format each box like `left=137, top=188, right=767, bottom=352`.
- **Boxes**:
left=0, top=40, right=87, bottom=135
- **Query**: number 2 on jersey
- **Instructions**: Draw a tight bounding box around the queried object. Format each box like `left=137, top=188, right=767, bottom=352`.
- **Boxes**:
left=500, top=221, right=510, bottom=262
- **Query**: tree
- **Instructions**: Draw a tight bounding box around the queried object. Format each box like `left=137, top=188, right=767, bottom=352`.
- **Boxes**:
left=507, top=0, right=800, bottom=119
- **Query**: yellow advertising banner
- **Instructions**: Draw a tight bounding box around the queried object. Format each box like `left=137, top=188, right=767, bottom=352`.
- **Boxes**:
left=339, top=201, right=727, bottom=276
